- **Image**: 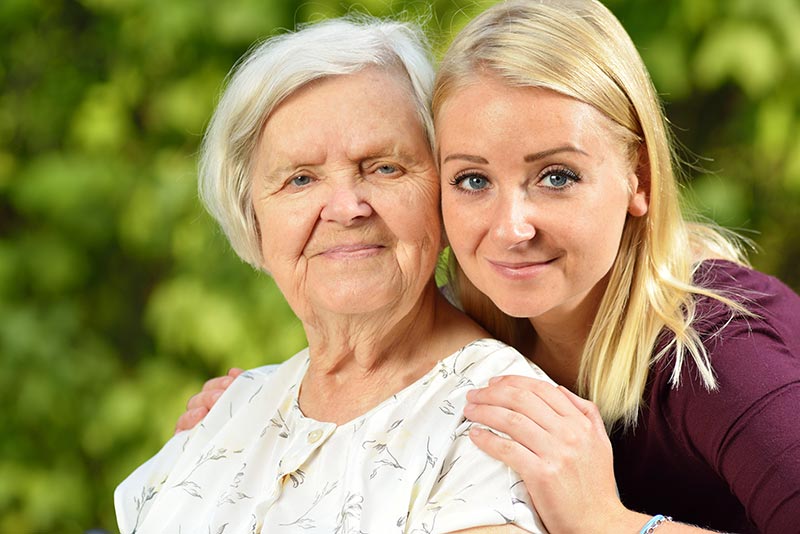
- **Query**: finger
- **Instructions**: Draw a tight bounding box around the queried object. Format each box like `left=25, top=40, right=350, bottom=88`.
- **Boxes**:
left=227, top=367, right=244, bottom=378
left=466, top=382, right=565, bottom=432
left=557, top=386, right=607, bottom=437
left=174, top=407, right=208, bottom=434
left=468, top=381, right=600, bottom=451
left=481, top=375, right=578, bottom=418
left=468, top=425, right=543, bottom=481
left=200, top=374, right=235, bottom=393
left=555, top=385, right=592, bottom=413
left=186, top=389, right=223, bottom=411
left=463, top=401, right=554, bottom=457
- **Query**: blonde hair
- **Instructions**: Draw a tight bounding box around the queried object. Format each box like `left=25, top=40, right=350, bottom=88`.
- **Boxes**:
left=199, top=16, right=435, bottom=269
left=433, top=0, right=750, bottom=429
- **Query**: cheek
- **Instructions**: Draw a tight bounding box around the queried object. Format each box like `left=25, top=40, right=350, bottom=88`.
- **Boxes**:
left=257, top=203, right=314, bottom=268
left=574, top=204, right=629, bottom=265
left=396, top=182, right=442, bottom=242
left=403, top=205, right=442, bottom=257
left=441, top=195, right=473, bottom=245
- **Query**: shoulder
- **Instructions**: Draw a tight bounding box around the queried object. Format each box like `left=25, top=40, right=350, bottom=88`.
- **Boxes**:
left=409, top=407, right=546, bottom=533
left=684, top=260, right=800, bottom=379
left=196, top=349, right=309, bottom=432
left=115, top=349, right=310, bottom=530
left=451, top=338, right=554, bottom=386
left=692, top=259, right=800, bottom=327
left=230, top=353, right=305, bottom=394
left=649, top=261, right=800, bottom=455
left=655, top=261, right=800, bottom=404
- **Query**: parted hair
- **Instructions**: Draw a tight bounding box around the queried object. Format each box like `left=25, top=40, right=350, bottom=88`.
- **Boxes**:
left=198, top=16, right=435, bottom=269
left=433, top=0, right=749, bottom=429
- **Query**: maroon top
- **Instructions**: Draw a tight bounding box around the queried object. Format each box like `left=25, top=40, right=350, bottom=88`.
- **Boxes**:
left=611, top=260, right=800, bottom=533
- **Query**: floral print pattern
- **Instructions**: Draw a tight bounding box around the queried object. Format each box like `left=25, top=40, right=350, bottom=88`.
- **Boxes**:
left=115, top=339, right=552, bottom=533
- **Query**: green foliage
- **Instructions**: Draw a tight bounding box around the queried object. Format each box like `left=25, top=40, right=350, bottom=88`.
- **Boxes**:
left=1, top=0, right=797, bottom=532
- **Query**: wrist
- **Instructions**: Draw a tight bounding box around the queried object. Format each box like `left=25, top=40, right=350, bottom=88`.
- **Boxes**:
left=639, top=515, right=673, bottom=534
left=576, top=507, right=649, bottom=534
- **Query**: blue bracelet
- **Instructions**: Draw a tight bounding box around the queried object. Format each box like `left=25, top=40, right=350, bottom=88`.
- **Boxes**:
left=639, top=514, right=672, bottom=534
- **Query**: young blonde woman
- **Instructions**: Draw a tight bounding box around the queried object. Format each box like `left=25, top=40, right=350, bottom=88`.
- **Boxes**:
left=177, top=1, right=800, bottom=532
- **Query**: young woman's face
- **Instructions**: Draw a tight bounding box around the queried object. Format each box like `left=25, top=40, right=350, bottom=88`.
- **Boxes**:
left=436, top=75, right=648, bottom=323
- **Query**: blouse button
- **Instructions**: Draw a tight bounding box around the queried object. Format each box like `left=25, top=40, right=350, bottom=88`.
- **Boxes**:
left=307, top=429, right=323, bottom=444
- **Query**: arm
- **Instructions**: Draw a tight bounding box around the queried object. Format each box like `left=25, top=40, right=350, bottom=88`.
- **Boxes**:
left=115, top=430, right=196, bottom=533
left=452, top=526, right=531, bottom=533
left=464, top=376, right=731, bottom=534
left=665, top=310, right=800, bottom=533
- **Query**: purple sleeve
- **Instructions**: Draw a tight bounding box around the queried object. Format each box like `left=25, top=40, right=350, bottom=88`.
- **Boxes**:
left=664, top=266, right=800, bottom=533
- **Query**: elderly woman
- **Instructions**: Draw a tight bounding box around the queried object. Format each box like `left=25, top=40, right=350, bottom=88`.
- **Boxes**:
left=114, top=17, right=549, bottom=534
left=179, top=2, right=800, bottom=533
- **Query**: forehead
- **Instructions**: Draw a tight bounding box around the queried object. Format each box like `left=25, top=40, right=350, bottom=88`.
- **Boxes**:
left=442, top=80, right=607, bottom=134
left=261, top=68, right=428, bottom=161
left=434, top=78, right=636, bottom=174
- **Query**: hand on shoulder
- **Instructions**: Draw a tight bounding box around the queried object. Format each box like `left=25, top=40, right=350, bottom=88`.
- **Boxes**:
left=174, top=368, right=243, bottom=434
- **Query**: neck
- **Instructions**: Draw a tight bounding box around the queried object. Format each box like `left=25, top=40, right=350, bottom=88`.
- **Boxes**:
left=527, top=279, right=608, bottom=391
left=303, top=282, right=438, bottom=372
left=528, top=321, right=586, bottom=391
left=299, top=283, right=485, bottom=423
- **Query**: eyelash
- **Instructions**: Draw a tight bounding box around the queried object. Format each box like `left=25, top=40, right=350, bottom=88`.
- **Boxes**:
left=281, top=161, right=402, bottom=191
left=539, top=166, right=582, bottom=189
left=448, top=172, right=489, bottom=196
left=448, top=166, right=582, bottom=194
left=367, top=162, right=403, bottom=177
left=284, top=173, right=316, bottom=190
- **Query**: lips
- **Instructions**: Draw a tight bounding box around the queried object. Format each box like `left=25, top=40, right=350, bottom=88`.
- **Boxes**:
left=316, top=244, right=385, bottom=260
left=487, top=258, right=554, bottom=279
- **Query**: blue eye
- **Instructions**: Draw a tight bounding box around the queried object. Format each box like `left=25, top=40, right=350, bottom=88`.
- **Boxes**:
left=540, top=168, right=580, bottom=189
left=451, top=173, right=490, bottom=192
left=376, top=164, right=398, bottom=175
left=290, top=175, right=313, bottom=187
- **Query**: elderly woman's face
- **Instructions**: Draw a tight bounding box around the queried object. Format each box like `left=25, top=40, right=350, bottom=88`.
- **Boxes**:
left=250, top=68, right=441, bottom=320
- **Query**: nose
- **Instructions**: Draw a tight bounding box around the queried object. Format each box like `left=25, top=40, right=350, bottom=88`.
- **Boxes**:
left=491, top=192, right=536, bottom=247
left=319, top=180, right=373, bottom=225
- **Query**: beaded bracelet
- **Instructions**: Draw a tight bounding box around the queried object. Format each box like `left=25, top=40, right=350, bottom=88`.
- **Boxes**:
left=639, top=514, right=673, bottom=534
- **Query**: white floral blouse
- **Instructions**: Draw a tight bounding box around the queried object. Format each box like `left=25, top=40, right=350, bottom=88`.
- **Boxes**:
left=115, top=339, right=553, bottom=534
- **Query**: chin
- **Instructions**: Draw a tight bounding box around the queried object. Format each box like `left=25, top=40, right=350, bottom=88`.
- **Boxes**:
left=483, top=294, right=542, bottom=319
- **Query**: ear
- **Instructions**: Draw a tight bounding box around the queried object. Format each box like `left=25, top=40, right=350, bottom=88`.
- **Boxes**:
left=627, top=144, right=650, bottom=217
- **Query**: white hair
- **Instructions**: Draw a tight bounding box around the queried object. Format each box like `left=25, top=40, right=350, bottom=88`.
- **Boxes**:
left=198, top=16, right=435, bottom=269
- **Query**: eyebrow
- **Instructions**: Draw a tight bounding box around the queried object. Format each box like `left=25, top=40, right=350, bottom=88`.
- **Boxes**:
left=265, top=165, right=298, bottom=179
left=442, top=153, right=488, bottom=164
left=524, top=145, right=589, bottom=162
left=442, top=145, right=588, bottom=165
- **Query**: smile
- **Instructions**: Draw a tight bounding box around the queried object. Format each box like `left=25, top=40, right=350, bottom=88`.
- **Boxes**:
left=487, top=258, right=555, bottom=280
left=318, top=244, right=385, bottom=260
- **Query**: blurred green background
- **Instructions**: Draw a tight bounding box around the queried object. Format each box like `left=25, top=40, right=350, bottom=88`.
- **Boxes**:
left=1, top=0, right=798, bottom=531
